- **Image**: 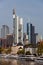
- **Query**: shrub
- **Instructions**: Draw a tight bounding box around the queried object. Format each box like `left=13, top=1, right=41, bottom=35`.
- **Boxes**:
left=17, top=49, right=25, bottom=55
left=0, top=47, right=4, bottom=54
left=5, top=47, right=11, bottom=54
left=25, top=51, right=31, bottom=55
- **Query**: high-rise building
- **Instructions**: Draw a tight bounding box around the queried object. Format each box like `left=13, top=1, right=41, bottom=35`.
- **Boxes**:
left=1, top=25, right=9, bottom=38
left=27, top=23, right=36, bottom=44
left=36, top=34, right=42, bottom=43
left=13, top=9, right=23, bottom=45
left=0, top=38, right=7, bottom=48
left=6, top=34, right=13, bottom=47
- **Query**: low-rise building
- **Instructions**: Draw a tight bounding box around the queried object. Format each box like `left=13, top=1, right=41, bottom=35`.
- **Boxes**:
left=24, top=44, right=37, bottom=55
left=11, top=43, right=23, bottom=54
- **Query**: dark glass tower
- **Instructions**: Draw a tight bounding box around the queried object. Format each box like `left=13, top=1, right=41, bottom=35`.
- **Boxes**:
left=27, top=23, right=35, bottom=44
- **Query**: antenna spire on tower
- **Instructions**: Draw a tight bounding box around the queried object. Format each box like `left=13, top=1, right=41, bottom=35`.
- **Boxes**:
left=13, top=9, right=16, bottom=14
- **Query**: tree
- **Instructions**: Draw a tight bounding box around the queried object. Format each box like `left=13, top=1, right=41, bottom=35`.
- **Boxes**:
left=25, top=51, right=31, bottom=55
left=37, top=41, right=43, bottom=56
left=0, top=47, right=4, bottom=54
left=5, top=47, right=12, bottom=54
left=17, top=48, right=25, bottom=55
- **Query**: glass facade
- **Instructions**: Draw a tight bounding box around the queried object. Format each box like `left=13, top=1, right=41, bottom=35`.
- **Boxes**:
left=27, top=23, right=36, bottom=44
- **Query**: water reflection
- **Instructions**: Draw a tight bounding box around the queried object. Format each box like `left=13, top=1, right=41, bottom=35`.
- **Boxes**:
left=0, top=59, right=42, bottom=65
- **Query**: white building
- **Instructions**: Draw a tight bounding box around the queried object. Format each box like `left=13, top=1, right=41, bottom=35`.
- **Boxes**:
left=13, top=9, right=23, bottom=45
left=1, top=25, right=9, bottom=38
left=36, top=34, right=43, bottom=43
left=24, top=43, right=37, bottom=55
left=23, top=34, right=29, bottom=45
left=25, top=47, right=37, bottom=55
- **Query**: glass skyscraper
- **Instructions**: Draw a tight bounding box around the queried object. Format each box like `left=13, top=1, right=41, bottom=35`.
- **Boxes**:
left=27, top=23, right=35, bottom=44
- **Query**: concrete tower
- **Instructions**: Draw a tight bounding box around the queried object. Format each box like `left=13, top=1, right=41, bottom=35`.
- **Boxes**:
left=13, top=9, right=23, bottom=45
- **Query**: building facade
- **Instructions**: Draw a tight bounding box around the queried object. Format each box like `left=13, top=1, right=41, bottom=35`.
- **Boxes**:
left=6, top=34, right=13, bottom=47
left=0, top=38, right=7, bottom=48
left=1, top=25, right=9, bottom=38
left=23, top=33, right=29, bottom=45
left=27, top=23, right=36, bottom=44
left=36, top=34, right=42, bottom=43
left=13, top=9, right=23, bottom=45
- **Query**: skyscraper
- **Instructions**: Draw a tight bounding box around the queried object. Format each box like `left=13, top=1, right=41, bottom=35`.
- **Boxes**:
left=13, top=9, right=23, bottom=45
left=6, top=34, right=13, bottom=47
left=1, top=25, right=9, bottom=38
left=27, top=23, right=35, bottom=44
left=36, top=34, right=42, bottom=43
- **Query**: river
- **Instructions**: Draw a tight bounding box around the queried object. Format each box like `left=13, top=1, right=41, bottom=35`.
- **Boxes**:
left=0, top=59, right=43, bottom=65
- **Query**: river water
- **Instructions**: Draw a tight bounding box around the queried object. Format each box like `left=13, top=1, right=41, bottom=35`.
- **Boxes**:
left=0, top=59, right=43, bottom=65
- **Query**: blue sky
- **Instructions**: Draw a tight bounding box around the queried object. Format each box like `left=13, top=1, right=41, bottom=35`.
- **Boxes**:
left=0, top=0, right=43, bottom=37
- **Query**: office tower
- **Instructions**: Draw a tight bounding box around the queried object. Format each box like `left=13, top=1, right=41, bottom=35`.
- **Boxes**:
left=27, top=23, right=35, bottom=44
left=6, top=34, right=13, bottom=47
left=32, top=26, right=35, bottom=44
left=0, top=38, right=2, bottom=47
left=36, top=34, right=42, bottom=43
left=0, top=38, right=7, bottom=48
left=1, top=25, right=9, bottom=38
left=13, top=9, right=23, bottom=45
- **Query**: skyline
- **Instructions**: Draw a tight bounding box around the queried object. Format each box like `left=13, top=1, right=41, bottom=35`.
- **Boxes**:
left=0, top=0, right=43, bottom=37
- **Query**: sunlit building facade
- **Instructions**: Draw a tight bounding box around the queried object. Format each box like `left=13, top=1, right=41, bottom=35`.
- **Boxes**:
left=13, top=9, right=23, bottom=45
left=1, top=25, right=9, bottom=38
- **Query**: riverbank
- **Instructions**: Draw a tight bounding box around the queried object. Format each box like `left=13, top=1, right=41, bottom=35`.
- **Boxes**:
left=0, top=54, right=36, bottom=61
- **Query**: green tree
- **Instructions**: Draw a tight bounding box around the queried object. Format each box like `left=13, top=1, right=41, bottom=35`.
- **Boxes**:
left=17, top=48, right=25, bottom=55
left=25, top=51, right=31, bottom=55
left=0, top=47, right=4, bottom=54
left=5, top=47, right=11, bottom=54
left=37, top=42, right=43, bottom=56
